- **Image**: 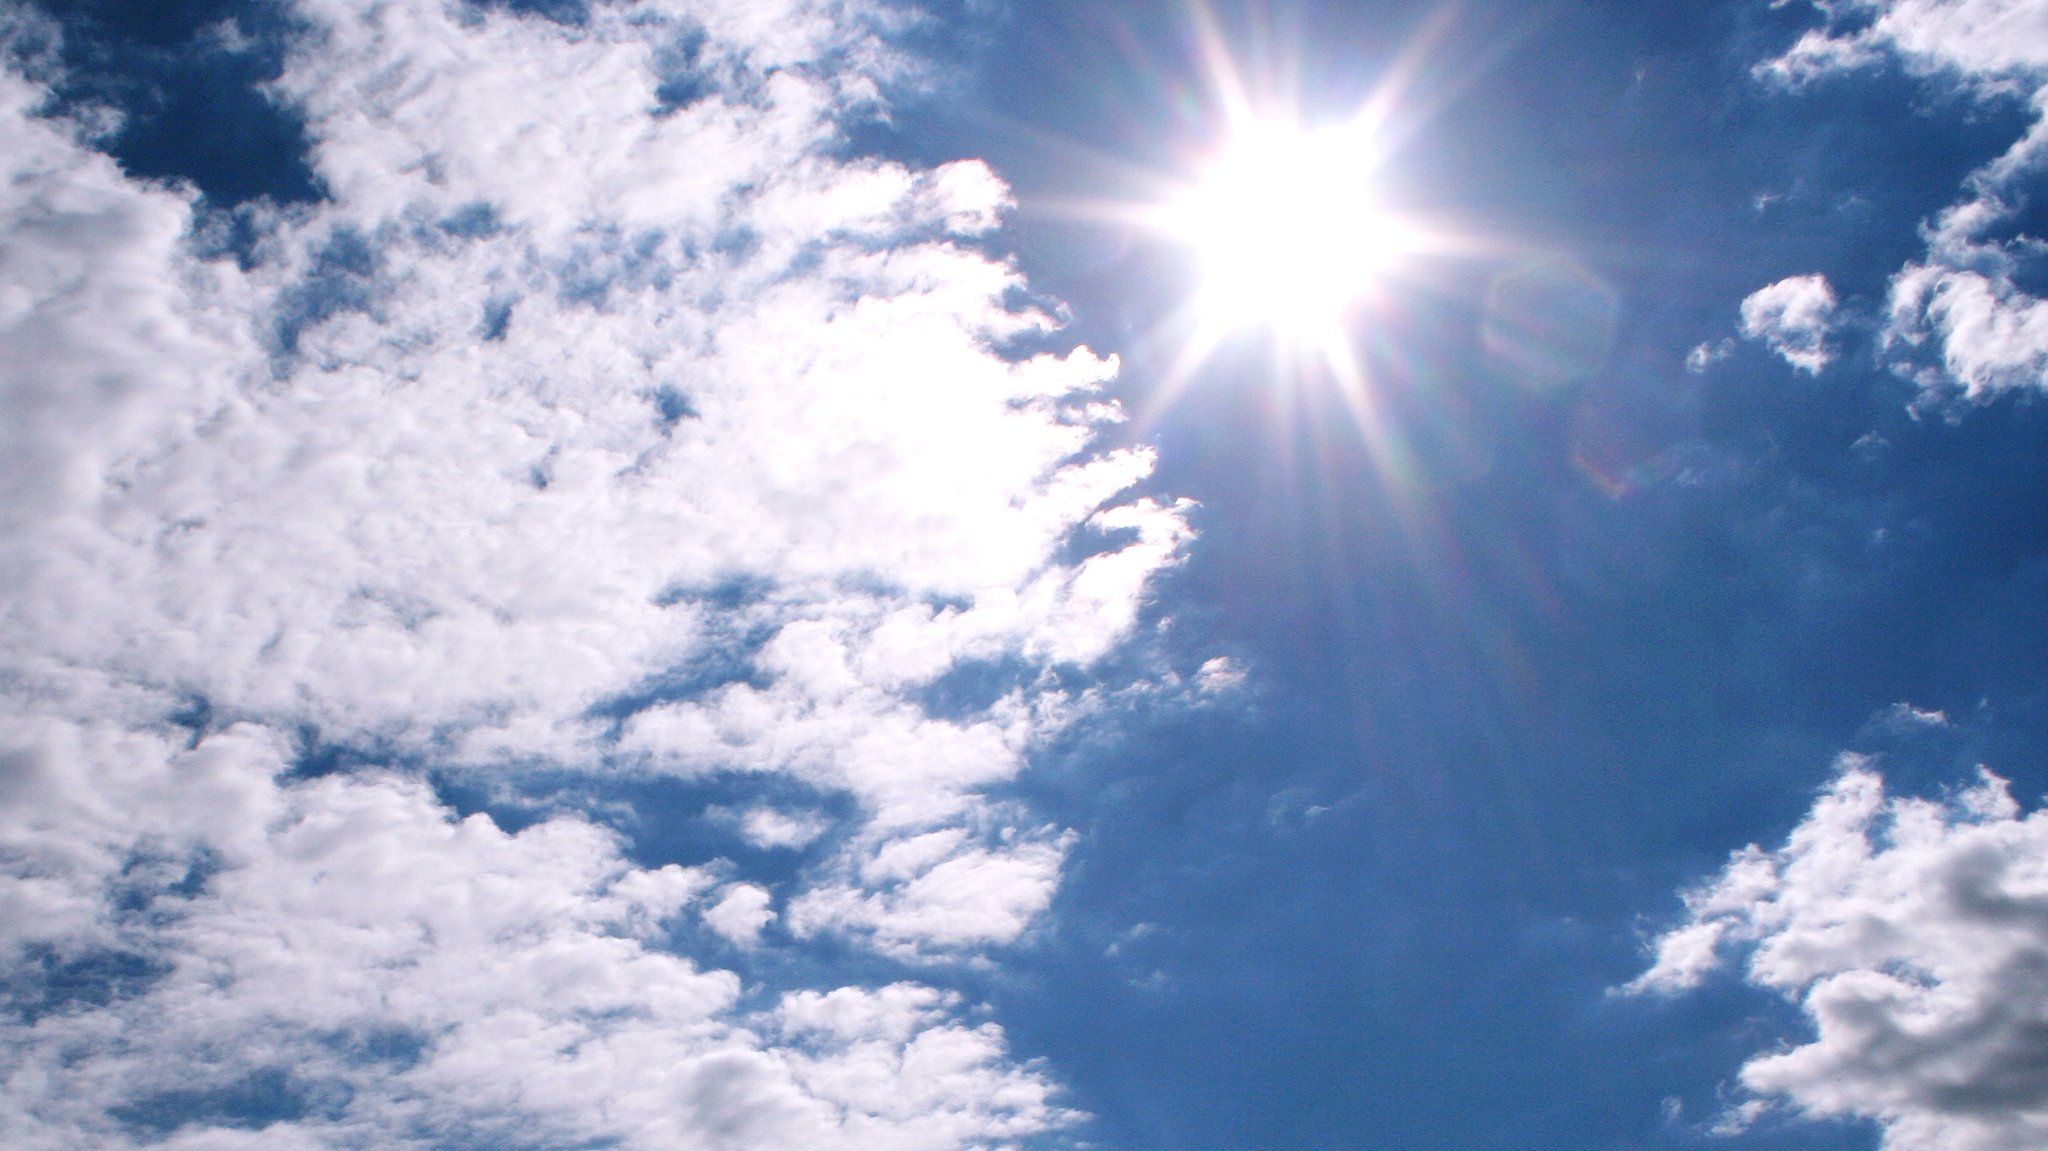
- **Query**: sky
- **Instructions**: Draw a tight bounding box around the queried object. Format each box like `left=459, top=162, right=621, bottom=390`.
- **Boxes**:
left=2, top=1, right=2047, bottom=1150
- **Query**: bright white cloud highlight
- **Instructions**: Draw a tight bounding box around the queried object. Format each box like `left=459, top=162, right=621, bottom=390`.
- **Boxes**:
left=1628, top=757, right=2048, bottom=1151
left=1740, top=273, right=1839, bottom=374
left=705, top=882, right=777, bottom=947
left=736, top=805, right=834, bottom=850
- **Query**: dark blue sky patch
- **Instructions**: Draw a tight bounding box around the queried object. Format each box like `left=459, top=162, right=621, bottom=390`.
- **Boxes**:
left=650, top=22, right=710, bottom=114
left=165, top=692, right=214, bottom=747
left=656, top=573, right=777, bottom=612
left=465, top=0, right=589, bottom=27
left=3, top=945, right=169, bottom=1024
left=556, top=228, right=676, bottom=308
left=110, top=844, right=220, bottom=918
left=287, top=725, right=417, bottom=781
left=479, top=295, right=515, bottom=342
left=996, top=698, right=1874, bottom=1151
left=427, top=767, right=559, bottom=837
left=585, top=623, right=778, bottom=733
left=719, top=916, right=975, bottom=1019
left=913, top=654, right=1036, bottom=724
left=111, top=1068, right=332, bottom=1135
left=648, top=383, right=697, bottom=429
left=323, top=1025, right=430, bottom=1070
left=438, top=200, right=503, bottom=240
left=22, top=0, right=322, bottom=206
left=272, top=226, right=383, bottom=356
left=189, top=198, right=288, bottom=269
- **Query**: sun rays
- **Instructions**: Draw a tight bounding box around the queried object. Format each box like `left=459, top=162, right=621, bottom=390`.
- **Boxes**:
left=1082, top=0, right=1505, bottom=501
left=1152, top=116, right=1408, bottom=340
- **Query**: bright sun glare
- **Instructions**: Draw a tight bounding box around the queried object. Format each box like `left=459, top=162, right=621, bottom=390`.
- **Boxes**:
left=1158, top=120, right=1409, bottom=338
left=1051, top=0, right=1486, bottom=445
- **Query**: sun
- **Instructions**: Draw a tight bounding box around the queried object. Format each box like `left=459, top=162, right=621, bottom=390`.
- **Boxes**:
left=1154, top=117, right=1413, bottom=341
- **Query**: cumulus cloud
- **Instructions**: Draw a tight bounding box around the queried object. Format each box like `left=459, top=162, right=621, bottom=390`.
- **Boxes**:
left=1740, top=273, right=1839, bottom=374
left=705, top=882, right=777, bottom=947
left=1754, top=1, right=2048, bottom=400
left=1626, top=757, right=2048, bottom=1151
left=0, top=722, right=1069, bottom=1150
left=0, top=0, right=1195, bottom=1144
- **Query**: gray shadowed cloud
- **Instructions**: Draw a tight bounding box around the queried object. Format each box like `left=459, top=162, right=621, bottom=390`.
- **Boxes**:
left=1627, top=754, right=2048, bottom=1151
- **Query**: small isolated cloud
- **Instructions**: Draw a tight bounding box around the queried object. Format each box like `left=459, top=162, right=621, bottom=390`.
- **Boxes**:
left=1740, top=274, right=1839, bottom=373
left=1625, top=757, right=2048, bottom=1151
left=1869, top=701, right=1952, bottom=734
left=704, top=882, right=776, bottom=947
left=1686, top=337, right=1735, bottom=373
left=1195, top=655, right=1247, bottom=694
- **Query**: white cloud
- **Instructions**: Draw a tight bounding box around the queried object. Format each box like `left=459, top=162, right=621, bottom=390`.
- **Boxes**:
left=1753, top=2, right=2048, bottom=400
left=1195, top=655, right=1247, bottom=694
left=705, top=882, right=777, bottom=947
left=1868, top=701, right=1953, bottom=734
left=1626, top=757, right=2048, bottom=1151
left=0, top=0, right=1199, bottom=1144
left=0, top=720, right=1069, bottom=1150
left=1759, top=0, right=2048, bottom=91
left=789, top=827, right=1074, bottom=960
left=735, top=805, right=834, bottom=850
left=1740, top=273, right=1839, bottom=374
left=1685, top=337, right=1735, bottom=373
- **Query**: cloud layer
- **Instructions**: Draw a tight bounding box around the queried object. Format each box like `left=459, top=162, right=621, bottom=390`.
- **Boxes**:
left=1629, top=757, right=2048, bottom=1151
left=0, top=0, right=1193, bottom=1145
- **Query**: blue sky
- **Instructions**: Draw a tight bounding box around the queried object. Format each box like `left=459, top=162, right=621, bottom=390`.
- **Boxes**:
left=3, top=2, right=2047, bottom=1150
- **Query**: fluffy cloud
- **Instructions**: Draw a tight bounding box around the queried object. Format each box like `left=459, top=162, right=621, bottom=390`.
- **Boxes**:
left=0, top=0, right=1193, bottom=1144
left=1750, top=0, right=2048, bottom=399
left=1740, top=273, right=1839, bottom=374
left=0, top=719, right=1068, bottom=1150
left=1760, top=0, right=2048, bottom=90
left=1627, top=757, right=2048, bottom=1151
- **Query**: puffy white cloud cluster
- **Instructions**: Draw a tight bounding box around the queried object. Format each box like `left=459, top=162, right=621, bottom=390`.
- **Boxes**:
left=1749, top=0, right=2048, bottom=399
left=2, top=723, right=1072, bottom=1150
left=1627, top=757, right=2048, bottom=1151
left=0, top=0, right=1192, bottom=1145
